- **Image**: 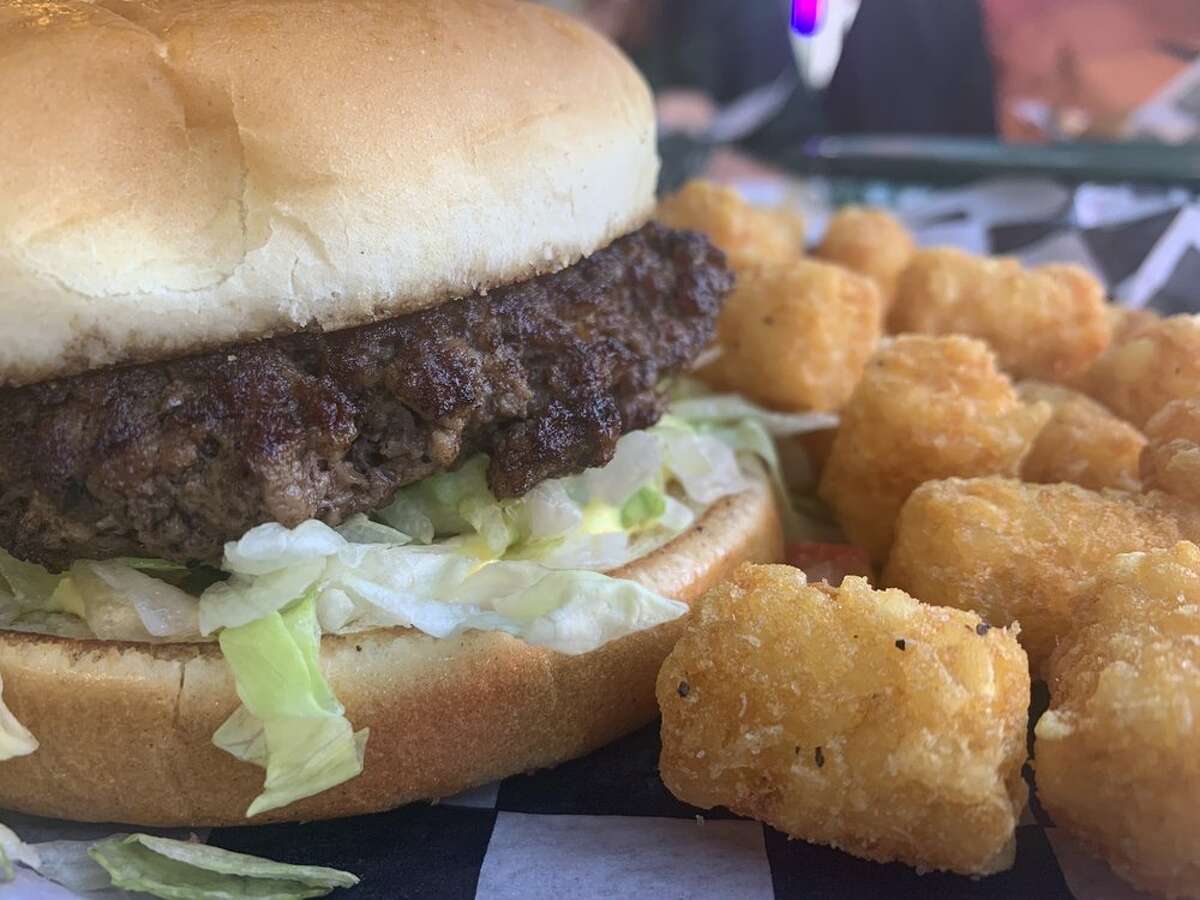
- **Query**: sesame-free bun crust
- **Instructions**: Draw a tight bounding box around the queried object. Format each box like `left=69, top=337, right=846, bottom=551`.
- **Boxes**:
left=0, top=482, right=780, bottom=826
left=0, top=0, right=658, bottom=387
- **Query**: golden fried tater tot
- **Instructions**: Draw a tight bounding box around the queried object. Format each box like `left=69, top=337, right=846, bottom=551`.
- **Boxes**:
left=817, top=336, right=1049, bottom=562
left=655, top=180, right=804, bottom=273
left=1107, top=304, right=1161, bottom=346
left=1036, top=542, right=1200, bottom=898
left=1142, top=398, right=1200, bottom=502
left=1017, top=380, right=1145, bottom=491
left=889, top=248, right=1111, bottom=382
left=762, top=206, right=808, bottom=254
left=657, top=563, right=1029, bottom=876
left=814, top=206, right=916, bottom=311
left=700, top=260, right=883, bottom=412
left=1085, top=314, right=1200, bottom=428
left=884, top=477, right=1200, bottom=675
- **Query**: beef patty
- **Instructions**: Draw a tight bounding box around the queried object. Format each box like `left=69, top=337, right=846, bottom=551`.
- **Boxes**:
left=0, top=223, right=731, bottom=568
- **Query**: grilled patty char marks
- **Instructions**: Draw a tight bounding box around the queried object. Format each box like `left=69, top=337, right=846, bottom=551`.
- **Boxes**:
left=0, top=224, right=731, bottom=568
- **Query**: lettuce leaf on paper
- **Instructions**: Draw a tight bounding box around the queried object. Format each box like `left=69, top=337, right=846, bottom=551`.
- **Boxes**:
left=0, top=821, right=358, bottom=899
left=6, top=833, right=112, bottom=894
left=0, top=823, right=41, bottom=882
left=89, top=834, right=359, bottom=899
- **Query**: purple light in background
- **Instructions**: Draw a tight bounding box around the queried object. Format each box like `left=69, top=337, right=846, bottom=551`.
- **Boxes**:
left=791, top=0, right=822, bottom=35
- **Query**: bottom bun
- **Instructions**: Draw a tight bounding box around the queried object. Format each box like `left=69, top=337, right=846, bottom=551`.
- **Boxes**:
left=0, top=480, right=781, bottom=826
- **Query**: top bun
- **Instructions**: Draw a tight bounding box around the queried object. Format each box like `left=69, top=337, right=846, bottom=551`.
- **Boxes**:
left=0, top=0, right=658, bottom=387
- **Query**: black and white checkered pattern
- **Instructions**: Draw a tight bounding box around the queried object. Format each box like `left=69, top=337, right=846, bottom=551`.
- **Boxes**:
left=6, top=179, right=1195, bottom=900
left=5, top=713, right=1148, bottom=900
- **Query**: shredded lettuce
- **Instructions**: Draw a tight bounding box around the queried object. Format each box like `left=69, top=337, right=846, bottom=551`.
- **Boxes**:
left=0, top=552, right=61, bottom=613
left=621, top=484, right=667, bottom=530
left=0, top=674, right=36, bottom=762
left=114, top=557, right=193, bottom=576
left=88, top=834, right=359, bottom=899
left=334, top=514, right=410, bottom=545
left=654, top=415, right=750, bottom=504
left=581, top=430, right=663, bottom=506
left=695, top=417, right=798, bottom=532
left=669, top=392, right=839, bottom=538
left=224, top=520, right=350, bottom=577
left=71, top=560, right=200, bottom=641
left=216, top=594, right=367, bottom=817
left=0, top=821, right=358, bottom=898
left=668, top=392, right=839, bottom=436
left=0, top=823, right=40, bottom=882
left=378, top=455, right=491, bottom=544
left=205, top=530, right=688, bottom=655
left=514, top=480, right=582, bottom=541
left=373, top=418, right=761, bottom=572
left=200, top=558, right=326, bottom=634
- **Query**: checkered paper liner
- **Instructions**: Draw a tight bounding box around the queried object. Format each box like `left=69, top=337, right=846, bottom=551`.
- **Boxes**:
left=2, top=714, right=1152, bottom=900
left=6, top=178, right=1195, bottom=900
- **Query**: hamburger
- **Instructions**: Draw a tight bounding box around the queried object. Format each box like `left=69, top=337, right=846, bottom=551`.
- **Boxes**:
left=0, top=0, right=788, bottom=826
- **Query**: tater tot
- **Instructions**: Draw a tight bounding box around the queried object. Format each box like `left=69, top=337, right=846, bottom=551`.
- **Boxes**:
left=889, top=248, right=1111, bottom=381
left=817, top=335, right=1050, bottom=562
left=884, top=477, right=1200, bottom=675
left=1107, top=304, right=1161, bottom=346
left=1017, top=380, right=1145, bottom=491
left=657, top=563, right=1030, bottom=876
left=700, top=260, right=883, bottom=412
left=761, top=206, right=808, bottom=255
left=1084, top=314, right=1200, bottom=428
left=814, top=206, right=916, bottom=311
left=655, top=180, right=804, bottom=273
left=1035, top=542, right=1200, bottom=898
left=1142, top=398, right=1200, bottom=502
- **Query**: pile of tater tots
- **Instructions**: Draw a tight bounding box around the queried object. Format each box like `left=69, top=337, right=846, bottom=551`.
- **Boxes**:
left=653, top=180, right=1200, bottom=897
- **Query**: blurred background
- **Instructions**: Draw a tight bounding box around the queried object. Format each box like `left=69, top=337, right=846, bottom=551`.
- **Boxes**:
left=538, top=0, right=1200, bottom=189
